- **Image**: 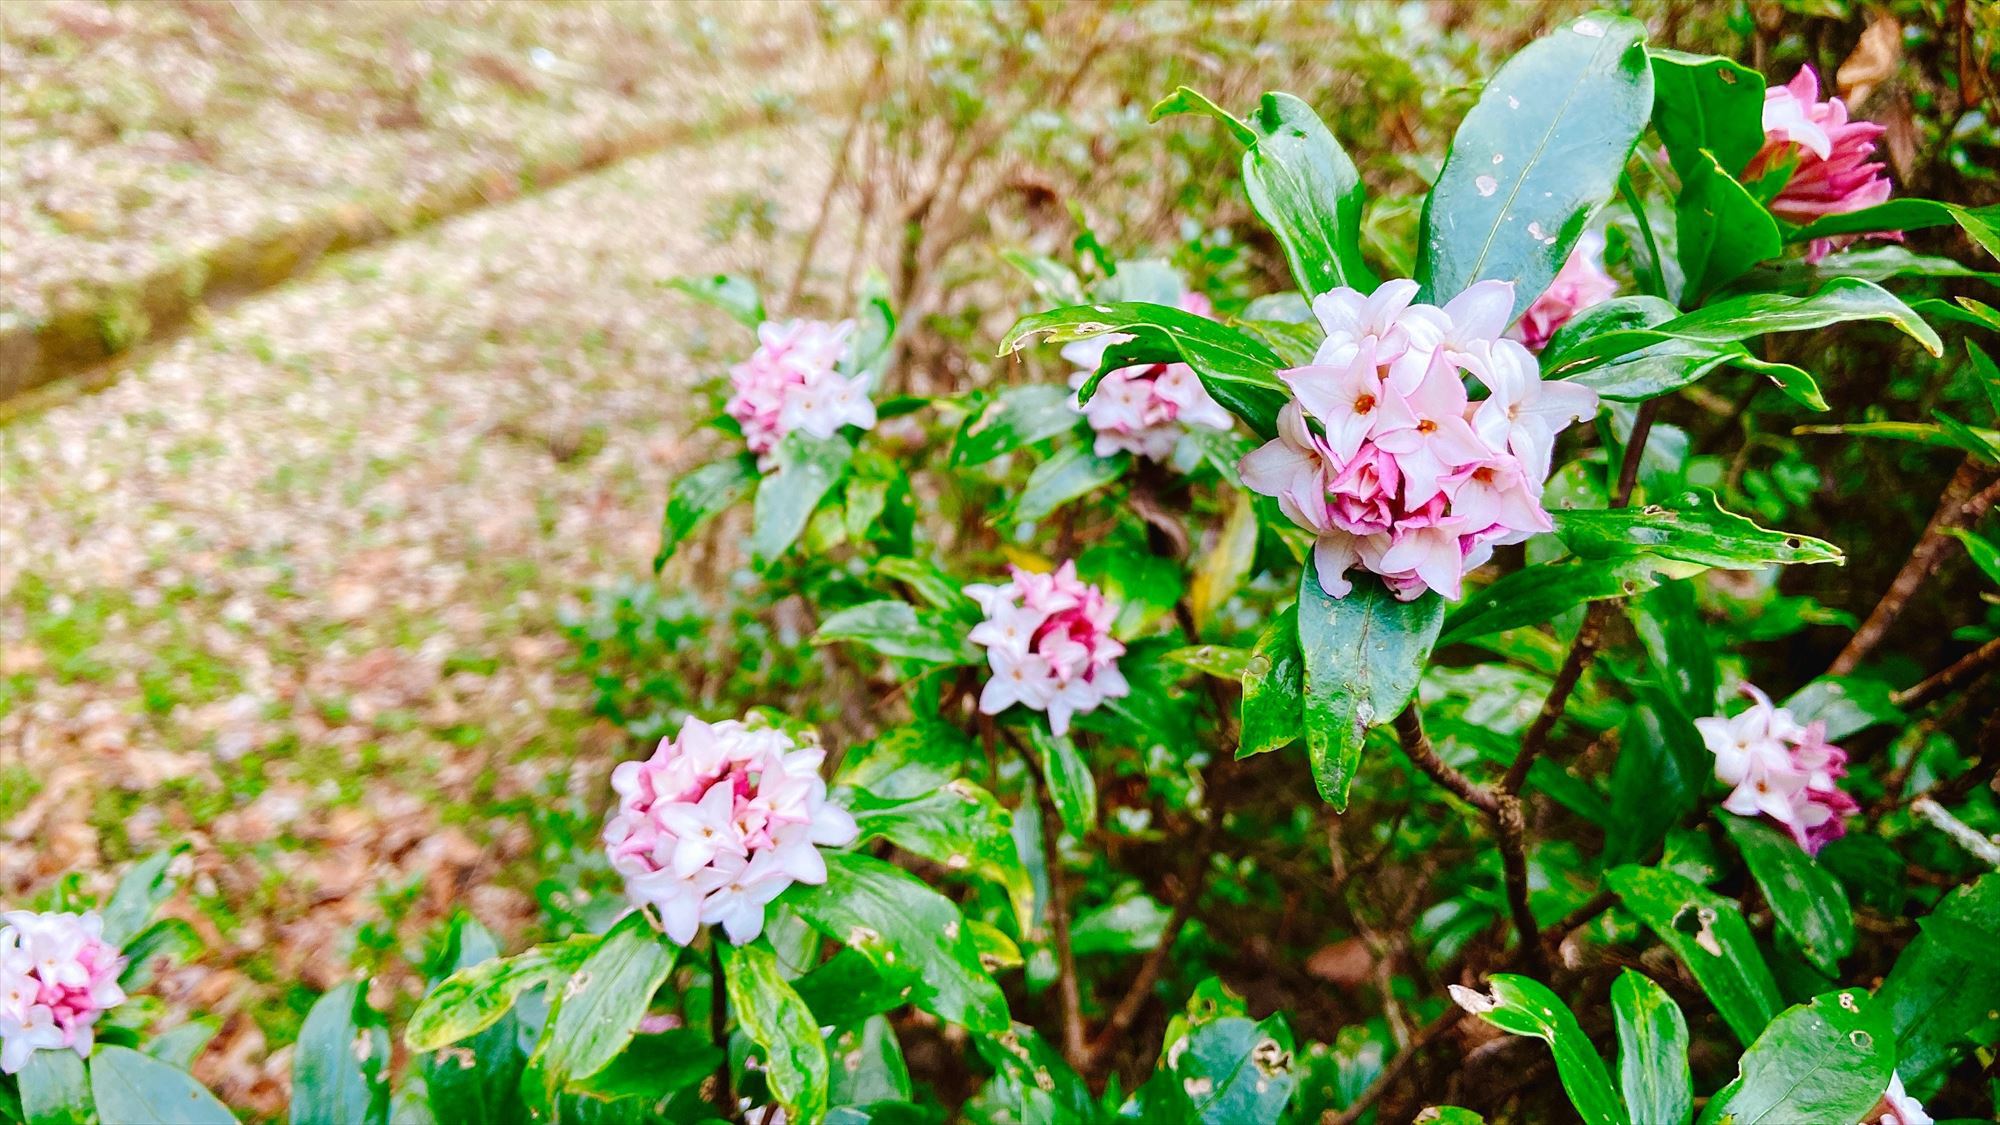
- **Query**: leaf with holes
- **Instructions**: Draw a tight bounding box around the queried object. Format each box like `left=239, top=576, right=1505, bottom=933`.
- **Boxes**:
left=1451, top=974, right=1626, bottom=1125
left=721, top=940, right=829, bottom=1123
left=1648, top=50, right=1765, bottom=180
left=1608, top=865, right=1781, bottom=1046
left=1695, top=991, right=1894, bottom=1125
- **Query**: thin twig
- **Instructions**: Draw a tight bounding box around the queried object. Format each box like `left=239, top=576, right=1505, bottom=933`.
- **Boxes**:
left=1324, top=1009, right=1458, bottom=1125
left=1036, top=776, right=1089, bottom=1069
left=1892, top=636, right=2000, bottom=710
left=1832, top=461, right=2000, bottom=675
left=1393, top=706, right=1495, bottom=813
left=1503, top=604, right=1607, bottom=794
left=1613, top=400, right=1658, bottom=507
left=1912, top=796, right=2000, bottom=868
left=1083, top=820, right=1216, bottom=1069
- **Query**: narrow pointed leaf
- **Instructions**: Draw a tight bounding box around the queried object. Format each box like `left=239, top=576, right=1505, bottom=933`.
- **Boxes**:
left=1551, top=489, right=1842, bottom=569
left=1612, top=970, right=1692, bottom=1125
left=720, top=940, right=829, bottom=1124
left=1451, top=975, right=1627, bottom=1125
left=291, top=981, right=390, bottom=1125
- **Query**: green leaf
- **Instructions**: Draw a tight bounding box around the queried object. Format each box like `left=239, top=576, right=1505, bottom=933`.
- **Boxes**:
left=567, top=1029, right=720, bottom=1107
left=291, top=981, right=389, bottom=1125
left=665, top=274, right=764, bottom=329
left=1606, top=691, right=1708, bottom=867
left=786, top=853, right=1010, bottom=1035
left=406, top=936, right=599, bottom=1051
left=417, top=916, right=525, bottom=1125
left=720, top=940, right=829, bottom=1124
left=1239, top=607, right=1304, bottom=760
left=841, top=283, right=896, bottom=386
left=1791, top=200, right=2000, bottom=263
left=750, top=432, right=852, bottom=567
left=951, top=385, right=1082, bottom=467
left=102, top=848, right=182, bottom=948
left=1648, top=50, right=1765, bottom=180
left=1024, top=724, right=1095, bottom=837
left=1948, top=528, right=2000, bottom=587
left=1153, top=88, right=1374, bottom=296
left=116, top=918, right=200, bottom=992
left=834, top=720, right=979, bottom=800
left=655, top=455, right=757, bottom=571
left=999, top=302, right=1287, bottom=437
left=848, top=780, right=1034, bottom=931
left=1551, top=489, right=1842, bottom=569
left=972, top=1024, right=1094, bottom=1122
left=1163, top=1012, right=1299, bottom=1123
left=815, top=600, right=976, bottom=665
left=1548, top=277, right=1943, bottom=375
left=1875, top=873, right=2000, bottom=1092
left=89, top=1045, right=234, bottom=1125
left=1721, top=818, right=1854, bottom=976
left=1627, top=578, right=1718, bottom=721
left=1676, top=150, right=1783, bottom=301
left=792, top=950, right=910, bottom=1031
left=1607, top=865, right=1782, bottom=1046
left=20, top=1051, right=91, bottom=1125
left=1695, top=990, right=1895, bottom=1125
left=1567, top=339, right=1822, bottom=410
left=1418, top=12, right=1653, bottom=315
left=1611, top=970, right=1692, bottom=1125
left=1450, top=974, right=1627, bottom=1125
left=1167, top=644, right=1252, bottom=681
left=828, top=1017, right=914, bottom=1108
left=144, top=1020, right=220, bottom=1072
left=1794, top=418, right=2000, bottom=455
left=1008, top=445, right=1127, bottom=523
left=1001, top=251, right=1088, bottom=307
left=1297, top=571, right=1443, bottom=809
left=533, top=912, right=675, bottom=1094
left=1441, top=555, right=1704, bottom=647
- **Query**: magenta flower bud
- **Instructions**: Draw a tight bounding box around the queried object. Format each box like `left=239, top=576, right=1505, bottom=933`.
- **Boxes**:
left=1745, top=67, right=1899, bottom=263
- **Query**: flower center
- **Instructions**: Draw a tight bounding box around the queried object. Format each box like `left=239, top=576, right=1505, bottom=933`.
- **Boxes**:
left=1354, top=393, right=1376, bottom=413
left=1417, top=419, right=1437, bottom=434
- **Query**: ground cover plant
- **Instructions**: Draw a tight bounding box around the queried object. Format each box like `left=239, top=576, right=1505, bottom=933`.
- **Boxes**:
left=5, top=2, right=2000, bottom=1123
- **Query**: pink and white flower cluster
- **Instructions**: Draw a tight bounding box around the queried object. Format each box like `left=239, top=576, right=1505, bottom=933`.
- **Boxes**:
left=726, top=319, right=876, bottom=465
left=967, top=562, right=1129, bottom=736
left=1747, top=66, right=1897, bottom=262
left=1511, top=232, right=1618, bottom=352
left=0, top=910, right=126, bottom=1074
left=604, top=717, right=858, bottom=946
left=1061, top=293, right=1233, bottom=460
left=1697, top=684, right=1858, bottom=856
left=1240, top=279, right=1598, bottom=601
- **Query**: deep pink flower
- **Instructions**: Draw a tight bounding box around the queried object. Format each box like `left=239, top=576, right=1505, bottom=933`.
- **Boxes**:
left=1511, top=232, right=1618, bottom=352
left=1745, top=67, right=1898, bottom=262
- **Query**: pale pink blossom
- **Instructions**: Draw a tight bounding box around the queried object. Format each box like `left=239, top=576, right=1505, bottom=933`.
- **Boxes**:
left=0, top=911, right=126, bottom=1074
left=1745, top=67, right=1898, bottom=262
left=726, top=319, right=874, bottom=464
left=604, top=717, right=858, bottom=945
left=967, top=562, right=1128, bottom=735
left=1511, top=231, right=1618, bottom=352
left=1697, top=685, right=1857, bottom=855
left=1062, top=293, right=1231, bottom=460
left=1871, top=1074, right=1933, bottom=1125
left=1242, top=279, right=1596, bottom=602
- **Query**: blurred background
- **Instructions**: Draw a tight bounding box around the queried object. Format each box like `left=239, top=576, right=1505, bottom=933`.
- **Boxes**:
left=0, top=0, right=1992, bottom=1112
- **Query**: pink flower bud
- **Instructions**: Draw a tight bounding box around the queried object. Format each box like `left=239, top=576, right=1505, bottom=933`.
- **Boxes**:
left=1745, top=67, right=1899, bottom=263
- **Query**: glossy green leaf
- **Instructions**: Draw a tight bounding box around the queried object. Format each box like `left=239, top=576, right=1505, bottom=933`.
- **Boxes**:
left=786, top=852, right=1010, bottom=1035
left=1794, top=418, right=2000, bottom=455
left=972, top=1023, right=1094, bottom=1122
left=89, top=1045, right=235, bottom=1125
left=1001, top=251, right=1088, bottom=307
left=720, top=940, right=829, bottom=1124
left=406, top=935, right=598, bottom=1051
left=750, top=432, right=852, bottom=567
left=1024, top=723, right=1095, bottom=838
left=665, top=273, right=764, bottom=329
left=1008, top=445, right=1127, bottom=523
left=101, top=848, right=182, bottom=949
left=567, top=1029, right=719, bottom=1107
left=418, top=916, right=526, bottom=1125
left=1791, top=200, right=2000, bottom=263
left=1167, top=643, right=1252, bottom=681
left=834, top=720, right=979, bottom=801
left=1297, top=570, right=1443, bottom=809
left=815, top=600, right=976, bottom=665
left=1695, top=990, right=1894, bottom=1125
left=1451, top=974, right=1626, bottom=1125
left=1627, top=579, right=1717, bottom=720
left=1441, top=555, right=1704, bottom=647
left=840, top=282, right=896, bottom=386
left=826, top=1017, right=914, bottom=1108
left=1607, top=865, right=1782, bottom=1046
left=1153, top=88, right=1374, bottom=296
left=1722, top=818, right=1854, bottom=976
left=1566, top=338, right=1821, bottom=410
left=1166, top=1012, right=1299, bottom=1123
left=292, top=981, right=389, bottom=1125
left=792, top=950, right=909, bottom=1030
left=1552, top=490, right=1842, bottom=569
left=848, top=780, right=1034, bottom=931
left=952, top=384, right=1082, bottom=467
left=1649, top=50, right=1765, bottom=179
left=1677, top=150, right=1782, bottom=301
left=144, top=1020, right=220, bottom=1073
left=1948, top=528, right=2000, bottom=587
left=1000, top=302, right=1287, bottom=437
left=1606, top=691, right=1707, bottom=867
left=1875, top=873, right=2000, bottom=1092
left=1239, top=605, right=1304, bottom=758
left=533, top=911, right=675, bottom=1095
left=1612, top=970, right=1692, bottom=1125
left=1418, top=12, right=1653, bottom=315
left=655, top=455, right=757, bottom=571
left=1549, top=277, right=1943, bottom=376
left=21, top=1051, right=91, bottom=1125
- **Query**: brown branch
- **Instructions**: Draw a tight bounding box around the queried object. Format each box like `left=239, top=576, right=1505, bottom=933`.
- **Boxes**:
left=1613, top=400, right=1659, bottom=507
left=1832, top=461, right=2000, bottom=675
left=1892, top=636, right=2000, bottom=710
left=1083, top=818, right=1216, bottom=1069
left=1503, top=603, right=1608, bottom=794
left=1035, top=776, right=1089, bottom=1069
left=1393, top=705, right=1496, bottom=813
left=1325, top=1009, right=1459, bottom=1125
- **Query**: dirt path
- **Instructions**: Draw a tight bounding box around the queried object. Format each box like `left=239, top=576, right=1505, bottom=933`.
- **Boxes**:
left=0, top=114, right=832, bottom=1109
